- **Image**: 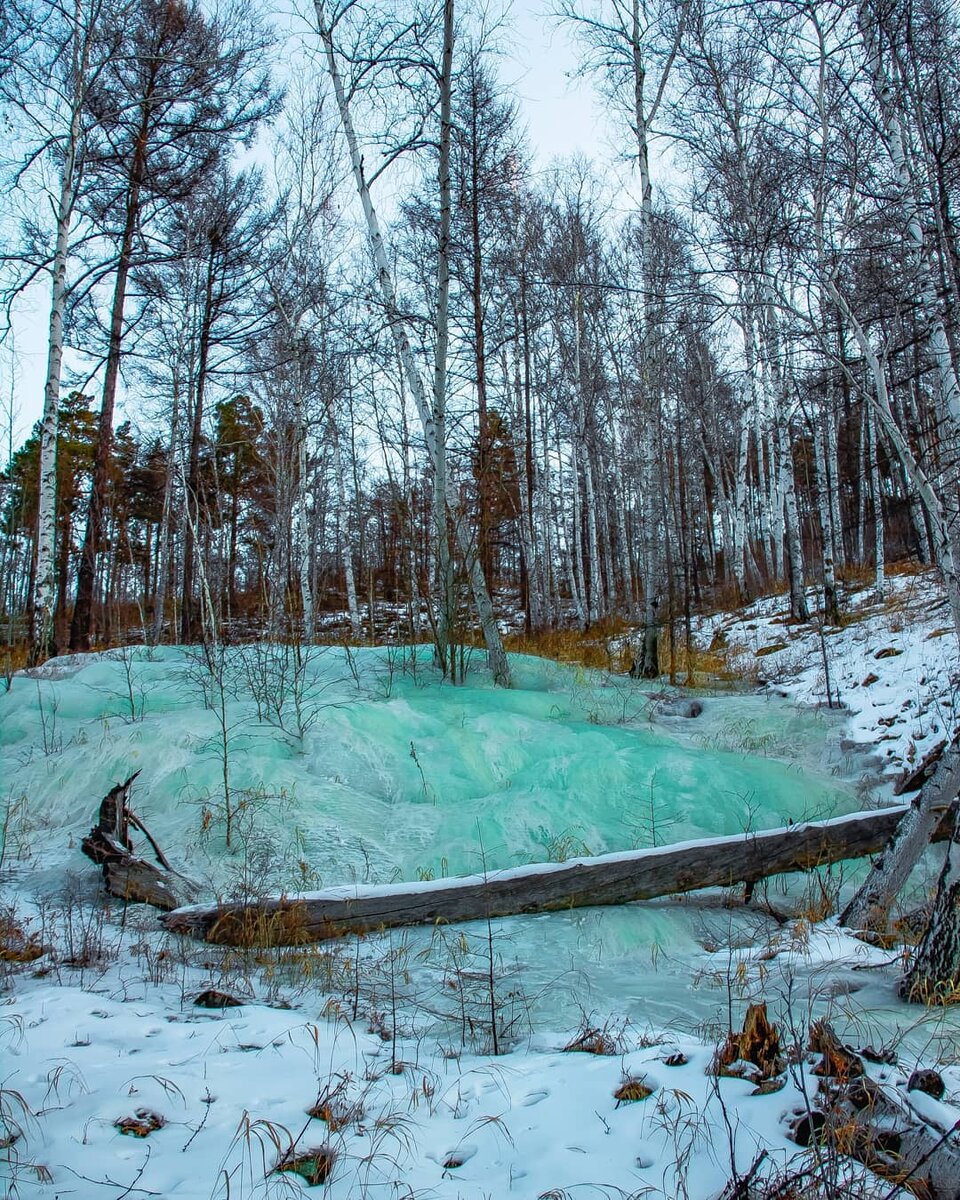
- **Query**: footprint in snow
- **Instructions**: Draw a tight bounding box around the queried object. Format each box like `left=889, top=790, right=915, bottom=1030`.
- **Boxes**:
left=427, top=1143, right=478, bottom=1169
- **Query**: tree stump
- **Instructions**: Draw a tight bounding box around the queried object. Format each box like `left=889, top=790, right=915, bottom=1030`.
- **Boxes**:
left=81, top=773, right=201, bottom=911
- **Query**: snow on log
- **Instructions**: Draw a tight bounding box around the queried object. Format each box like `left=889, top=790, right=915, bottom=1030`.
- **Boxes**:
left=163, top=803, right=955, bottom=946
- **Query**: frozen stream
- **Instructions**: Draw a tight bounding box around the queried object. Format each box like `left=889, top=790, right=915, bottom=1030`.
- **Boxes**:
left=2, top=644, right=951, bottom=1053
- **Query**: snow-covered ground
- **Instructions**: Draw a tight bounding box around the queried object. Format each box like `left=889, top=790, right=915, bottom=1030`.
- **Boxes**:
left=696, top=565, right=960, bottom=792
left=3, top=568, right=960, bottom=1199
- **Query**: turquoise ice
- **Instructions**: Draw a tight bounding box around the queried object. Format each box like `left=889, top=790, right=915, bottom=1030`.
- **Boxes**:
left=0, top=645, right=855, bottom=889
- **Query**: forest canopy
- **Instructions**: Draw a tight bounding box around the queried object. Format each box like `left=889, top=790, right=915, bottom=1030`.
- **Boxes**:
left=1, top=0, right=959, bottom=681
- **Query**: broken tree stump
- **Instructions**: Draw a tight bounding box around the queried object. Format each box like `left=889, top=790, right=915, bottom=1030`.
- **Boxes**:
left=163, top=802, right=956, bottom=947
left=713, top=1002, right=784, bottom=1083
left=81, top=772, right=201, bottom=911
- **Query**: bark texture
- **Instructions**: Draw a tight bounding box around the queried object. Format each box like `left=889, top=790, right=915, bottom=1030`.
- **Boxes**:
left=163, top=803, right=949, bottom=945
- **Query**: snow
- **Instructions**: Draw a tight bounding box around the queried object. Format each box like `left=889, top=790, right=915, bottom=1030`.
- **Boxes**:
left=3, top=568, right=960, bottom=1198
left=694, top=566, right=960, bottom=790
left=4, top=970, right=944, bottom=1199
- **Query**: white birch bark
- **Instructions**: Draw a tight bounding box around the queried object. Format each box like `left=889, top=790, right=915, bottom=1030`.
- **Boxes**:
left=857, top=0, right=960, bottom=436
left=777, top=416, right=808, bottom=620
left=760, top=291, right=807, bottom=617
left=315, top=0, right=509, bottom=685
left=867, top=405, right=885, bottom=601
left=510, top=339, right=541, bottom=632
left=857, top=0, right=960, bottom=630
left=572, top=291, right=601, bottom=625
left=32, top=7, right=98, bottom=661
left=582, top=445, right=602, bottom=624
left=433, top=9, right=455, bottom=675
left=152, top=384, right=181, bottom=645
left=824, top=407, right=844, bottom=570
left=399, top=382, right=422, bottom=637
left=856, top=410, right=867, bottom=566
left=569, top=446, right=587, bottom=627
left=814, top=421, right=839, bottom=621
left=33, top=152, right=78, bottom=660
left=740, top=293, right=775, bottom=583
left=732, top=402, right=751, bottom=599
left=540, top=393, right=562, bottom=626
left=331, top=427, right=357, bottom=643
left=628, top=0, right=677, bottom=669
left=599, top=339, right=637, bottom=616
left=291, top=396, right=316, bottom=642
left=601, top=487, right=616, bottom=615
left=826, top=277, right=960, bottom=633
left=764, top=425, right=783, bottom=584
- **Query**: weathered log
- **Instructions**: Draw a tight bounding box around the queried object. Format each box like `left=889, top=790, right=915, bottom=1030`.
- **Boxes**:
left=895, top=739, right=948, bottom=796
left=841, top=734, right=960, bottom=934
left=81, top=773, right=201, bottom=911
left=163, top=803, right=956, bottom=946
left=792, top=1019, right=960, bottom=1200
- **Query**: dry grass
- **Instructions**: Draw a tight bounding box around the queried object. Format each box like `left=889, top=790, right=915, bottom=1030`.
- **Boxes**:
left=504, top=618, right=633, bottom=672
left=687, top=639, right=763, bottom=686
left=1, top=644, right=30, bottom=684
left=898, top=976, right=960, bottom=1006
left=204, top=899, right=317, bottom=949
left=562, top=1023, right=621, bottom=1056
left=613, top=1077, right=654, bottom=1104
left=276, top=1145, right=337, bottom=1186
left=0, top=909, right=46, bottom=966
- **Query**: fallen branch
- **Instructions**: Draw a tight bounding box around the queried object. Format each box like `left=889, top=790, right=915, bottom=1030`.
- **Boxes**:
left=790, top=1020, right=960, bottom=1200
left=841, top=734, right=960, bottom=934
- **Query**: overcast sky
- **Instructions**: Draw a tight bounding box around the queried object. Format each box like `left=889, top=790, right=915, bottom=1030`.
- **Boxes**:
left=1, top=0, right=630, bottom=454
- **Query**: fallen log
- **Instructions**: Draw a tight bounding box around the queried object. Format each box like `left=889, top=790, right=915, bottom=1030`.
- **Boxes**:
left=163, top=802, right=955, bottom=946
left=82, top=773, right=201, bottom=911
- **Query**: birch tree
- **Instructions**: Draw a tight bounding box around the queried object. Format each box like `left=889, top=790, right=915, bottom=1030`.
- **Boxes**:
left=1, top=0, right=128, bottom=659
left=561, top=0, right=689, bottom=669
left=313, top=0, right=510, bottom=685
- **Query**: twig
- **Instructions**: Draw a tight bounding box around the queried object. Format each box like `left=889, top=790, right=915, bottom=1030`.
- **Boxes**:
left=125, top=809, right=172, bottom=871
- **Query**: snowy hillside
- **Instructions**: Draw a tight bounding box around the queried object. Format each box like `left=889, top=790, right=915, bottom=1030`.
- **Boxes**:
left=3, top=570, right=960, bottom=1200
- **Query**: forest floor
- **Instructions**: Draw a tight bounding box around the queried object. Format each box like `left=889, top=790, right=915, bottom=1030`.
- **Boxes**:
left=3, top=566, right=960, bottom=1200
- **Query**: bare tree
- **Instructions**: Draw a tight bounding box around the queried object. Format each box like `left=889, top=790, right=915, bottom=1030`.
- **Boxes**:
left=313, top=0, right=510, bottom=684
left=68, top=0, right=277, bottom=651
left=1, top=0, right=128, bottom=659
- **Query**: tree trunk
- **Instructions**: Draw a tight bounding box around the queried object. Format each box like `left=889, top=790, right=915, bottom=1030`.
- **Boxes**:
left=841, top=737, right=960, bottom=934
left=164, top=803, right=951, bottom=945
left=867, top=404, right=885, bottom=601
left=33, top=125, right=80, bottom=662
left=901, top=803, right=960, bottom=1003
left=70, top=108, right=149, bottom=652
left=180, top=250, right=217, bottom=643
left=315, top=0, right=509, bottom=685
left=814, top=421, right=840, bottom=624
